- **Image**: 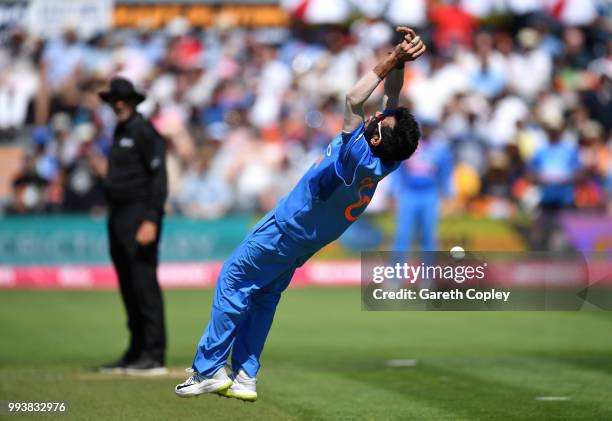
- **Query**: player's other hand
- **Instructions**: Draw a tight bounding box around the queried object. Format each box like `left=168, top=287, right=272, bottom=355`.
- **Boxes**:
left=136, top=220, right=158, bottom=246
left=393, top=26, right=426, bottom=63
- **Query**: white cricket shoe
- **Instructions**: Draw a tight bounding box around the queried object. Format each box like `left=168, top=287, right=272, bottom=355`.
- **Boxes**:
left=217, top=369, right=257, bottom=402
left=175, top=367, right=232, bottom=398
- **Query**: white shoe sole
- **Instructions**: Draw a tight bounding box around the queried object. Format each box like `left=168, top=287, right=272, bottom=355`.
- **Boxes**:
left=98, top=367, right=125, bottom=375
left=217, top=387, right=257, bottom=402
left=175, top=379, right=232, bottom=398
left=125, top=367, right=168, bottom=377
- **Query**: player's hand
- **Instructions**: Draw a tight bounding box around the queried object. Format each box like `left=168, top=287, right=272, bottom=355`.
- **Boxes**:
left=396, top=26, right=417, bottom=43
left=393, top=26, right=426, bottom=63
left=136, top=220, right=157, bottom=246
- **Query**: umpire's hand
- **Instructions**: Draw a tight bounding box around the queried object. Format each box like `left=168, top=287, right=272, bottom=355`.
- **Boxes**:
left=136, top=221, right=158, bottom=246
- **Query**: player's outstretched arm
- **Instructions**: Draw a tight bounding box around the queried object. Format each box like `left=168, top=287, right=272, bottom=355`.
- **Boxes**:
left=382, top=27, right=417, bottom=110
left=382, top=67, right=404, bottom=111
left=343, top=27, right=425, bottom=134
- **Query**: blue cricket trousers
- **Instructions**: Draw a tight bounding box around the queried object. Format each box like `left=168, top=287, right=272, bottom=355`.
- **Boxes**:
left=192, top=212, right=314, bottom=378
left=393, top=189, right=440, bottom=252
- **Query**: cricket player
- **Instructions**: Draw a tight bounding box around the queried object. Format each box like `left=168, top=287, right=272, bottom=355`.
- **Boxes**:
left=176, top=28, right=426, bottom=401
left=392, top=120, right=453, bottom=253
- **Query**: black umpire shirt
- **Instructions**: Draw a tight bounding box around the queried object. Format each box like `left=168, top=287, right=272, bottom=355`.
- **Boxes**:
left=105, top=112, right=167, bottom=221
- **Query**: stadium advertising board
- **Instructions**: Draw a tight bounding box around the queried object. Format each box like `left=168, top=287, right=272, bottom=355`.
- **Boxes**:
left=0, top=215, right=250, bottom=265
left=114, top=2, right=288, bottom=28
left=27, top=0, right=114, bottom=39
left=560, top=214, right=612, bottom=252
left=2, top=216, right=612, bottom=291
left=2, top=1, right=286, bottom=36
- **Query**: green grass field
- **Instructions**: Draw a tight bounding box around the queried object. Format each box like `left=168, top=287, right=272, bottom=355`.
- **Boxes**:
left=1, top=288, right=612, bottom=420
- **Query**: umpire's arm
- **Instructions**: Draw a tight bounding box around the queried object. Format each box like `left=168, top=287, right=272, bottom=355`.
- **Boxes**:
left=139, top=121, right=168, bottom=223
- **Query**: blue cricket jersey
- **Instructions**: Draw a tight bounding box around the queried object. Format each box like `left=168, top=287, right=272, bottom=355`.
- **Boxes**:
left=393, top=137, right=453, bottom=196
left=274, top=123, right=400, bottom=250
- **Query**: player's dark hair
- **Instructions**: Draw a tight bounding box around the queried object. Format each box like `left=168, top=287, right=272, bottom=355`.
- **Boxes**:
left=366, top=107, right=420, bottom=162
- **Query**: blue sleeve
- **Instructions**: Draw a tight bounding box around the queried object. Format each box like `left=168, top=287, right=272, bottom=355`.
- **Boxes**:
left=334, top=123, right=369, bottom=186
left=438, top=145, right=454, bottom=198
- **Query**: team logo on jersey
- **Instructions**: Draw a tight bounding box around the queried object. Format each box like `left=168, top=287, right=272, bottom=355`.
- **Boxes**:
left=119, top=137, right=134, bottom=148
left=150, top=157, right=161, bottom=169
left=344, top=177, right=378, bottom=222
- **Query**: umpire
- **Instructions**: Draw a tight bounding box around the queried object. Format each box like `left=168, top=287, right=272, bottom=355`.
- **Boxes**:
left=98, top=78, right=168, bottom=376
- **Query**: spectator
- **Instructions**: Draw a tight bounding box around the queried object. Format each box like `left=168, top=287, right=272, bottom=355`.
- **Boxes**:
left=41, top=24, right=84, bottom=106
left=429, top=0, right=475, bottom=50
left=60, top=123, right=106, bottom=213
left=9, top=153, right=48, bottom=214
left=177, top=144, right=233, bottom=219
left=0, top=27, right=38, bottom=138
left=581, top=70, right=612, bottom=133
left=507, top=28, right=552, bottom=100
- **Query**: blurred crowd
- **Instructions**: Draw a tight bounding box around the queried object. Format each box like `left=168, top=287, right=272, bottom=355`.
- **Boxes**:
left=1, top=0, right=611, bottom=220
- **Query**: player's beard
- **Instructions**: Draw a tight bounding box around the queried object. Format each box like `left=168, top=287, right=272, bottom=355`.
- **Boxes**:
left=364, top=121, right=397, bottom=162
left=364, top=120, right=379, bottom=143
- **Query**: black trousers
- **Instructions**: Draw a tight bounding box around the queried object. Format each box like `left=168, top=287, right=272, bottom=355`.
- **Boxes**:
left=108, top=201, right=166, bottom=364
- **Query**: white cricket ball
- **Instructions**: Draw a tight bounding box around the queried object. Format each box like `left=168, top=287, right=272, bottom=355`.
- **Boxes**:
left=450, top=246, right=465, bottom=261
